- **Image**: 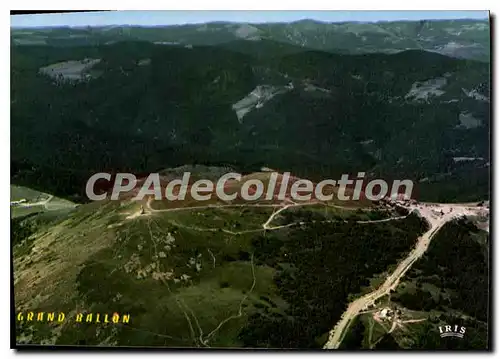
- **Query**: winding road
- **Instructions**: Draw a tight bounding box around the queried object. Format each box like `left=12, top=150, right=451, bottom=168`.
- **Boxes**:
left=128, top=196, right=487, bottom=349
left=139, top=196, right=487, bottom=350
left=323, top=201, right=487, bottom=349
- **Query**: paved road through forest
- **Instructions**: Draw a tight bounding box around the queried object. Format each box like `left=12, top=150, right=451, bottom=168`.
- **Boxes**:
left=323, top=201, right=487, bottom=349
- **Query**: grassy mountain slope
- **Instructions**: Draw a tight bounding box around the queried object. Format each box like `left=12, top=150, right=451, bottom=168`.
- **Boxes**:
left=14, top=183, right=428, bottom=347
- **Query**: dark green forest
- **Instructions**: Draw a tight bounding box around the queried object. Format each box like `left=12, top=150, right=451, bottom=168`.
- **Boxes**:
left=393, top=219, right=488, bottom=321
left=238, top=212, right=428, bottom=348
left=11, top=41, right=490, bottom=203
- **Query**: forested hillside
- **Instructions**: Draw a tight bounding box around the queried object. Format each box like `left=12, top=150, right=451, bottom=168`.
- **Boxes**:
left=11, top=40, right=489, bottom=202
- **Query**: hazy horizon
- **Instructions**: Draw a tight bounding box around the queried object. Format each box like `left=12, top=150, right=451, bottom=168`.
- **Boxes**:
left=11, top=10, right=489, bottom=28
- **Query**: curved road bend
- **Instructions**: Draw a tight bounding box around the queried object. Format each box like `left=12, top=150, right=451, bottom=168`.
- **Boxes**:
left=323, top=202, right=485, bottom=349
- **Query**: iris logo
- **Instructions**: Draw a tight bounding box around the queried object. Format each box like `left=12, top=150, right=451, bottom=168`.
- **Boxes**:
left=439, top=324, right=466, bottom=338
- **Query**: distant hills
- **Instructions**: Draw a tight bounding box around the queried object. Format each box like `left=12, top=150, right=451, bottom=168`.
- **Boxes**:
left=11, top=19, right=490, bottom=203
left=11, top=18, right=490, bottom=62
